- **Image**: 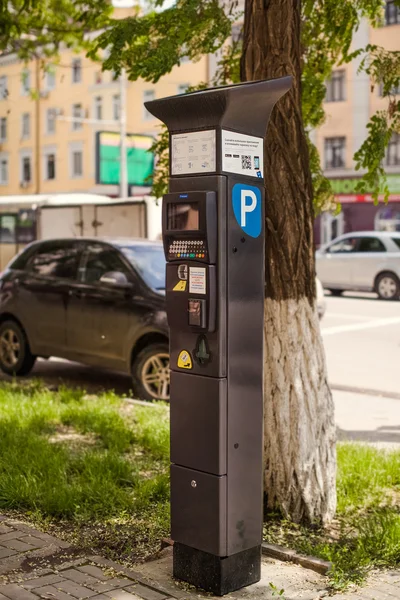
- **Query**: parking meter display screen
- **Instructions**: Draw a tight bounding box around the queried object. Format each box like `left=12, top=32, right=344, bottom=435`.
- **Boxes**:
left=167, top=203, right=199, bottom=231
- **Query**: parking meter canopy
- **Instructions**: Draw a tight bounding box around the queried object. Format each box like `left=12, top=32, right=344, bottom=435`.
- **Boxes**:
left=145, top=77, right=292, bottom=139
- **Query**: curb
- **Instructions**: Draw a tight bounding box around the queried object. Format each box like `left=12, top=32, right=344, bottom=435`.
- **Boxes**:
left=262, top=543, right=331, bottom=575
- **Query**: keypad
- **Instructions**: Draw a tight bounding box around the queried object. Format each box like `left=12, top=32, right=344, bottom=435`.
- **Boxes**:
left=168, top=239, right=206, bottom=259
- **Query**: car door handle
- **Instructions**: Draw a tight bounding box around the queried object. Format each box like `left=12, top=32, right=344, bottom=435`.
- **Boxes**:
left=68, top=289, right=86, bottom=299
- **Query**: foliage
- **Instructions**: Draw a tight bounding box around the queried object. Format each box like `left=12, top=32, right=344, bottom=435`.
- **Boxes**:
left=89, top=0, right=237, bottom=82
left=0, top=382, right=170, bottom=562
left=264, top=443, right=400, bottom=590
left=0, top=0, right=112, bottom=58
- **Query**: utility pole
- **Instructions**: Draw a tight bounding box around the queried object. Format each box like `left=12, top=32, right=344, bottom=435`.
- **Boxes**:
left=119, top=68, right=128, bottom=199
left=35, top=57, right=41, bottom=193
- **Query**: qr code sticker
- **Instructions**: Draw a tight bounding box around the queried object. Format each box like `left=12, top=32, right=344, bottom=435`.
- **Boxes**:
left=241, top=155, right=252, bottom=170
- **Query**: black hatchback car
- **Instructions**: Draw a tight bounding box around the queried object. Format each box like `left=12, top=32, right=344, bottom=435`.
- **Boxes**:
left=0, top=238, right=169, bottom=401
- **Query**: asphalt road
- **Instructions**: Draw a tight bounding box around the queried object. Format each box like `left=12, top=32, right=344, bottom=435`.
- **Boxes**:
left=0, top=291, right=399, bottom=444
left=321, top=291, right=400, bottom=445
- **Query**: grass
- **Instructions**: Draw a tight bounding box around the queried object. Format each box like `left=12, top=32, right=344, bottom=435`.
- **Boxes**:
left=264, top=443, right=400, bottom=591
left=1, top=381, right=399, bottom=584
left=0, top=381, right=170, bottom=563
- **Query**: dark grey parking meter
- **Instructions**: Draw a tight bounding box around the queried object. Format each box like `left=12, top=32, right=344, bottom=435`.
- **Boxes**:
left=145, top=78, right=291, bottom=596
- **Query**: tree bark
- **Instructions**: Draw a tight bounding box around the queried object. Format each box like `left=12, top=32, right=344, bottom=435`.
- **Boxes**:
left=241, top=0, right=336, bottom=523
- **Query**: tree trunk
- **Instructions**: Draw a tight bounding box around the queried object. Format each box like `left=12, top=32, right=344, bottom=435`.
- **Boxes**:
left=241, top=0, right=336, bottom=523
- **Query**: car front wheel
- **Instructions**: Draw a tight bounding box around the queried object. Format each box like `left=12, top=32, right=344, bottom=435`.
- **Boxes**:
left=376, top=272, right=400, bottom=300
left=131, top=342, right=170, bottom=401
left=0, top=320, right=36, bottom=376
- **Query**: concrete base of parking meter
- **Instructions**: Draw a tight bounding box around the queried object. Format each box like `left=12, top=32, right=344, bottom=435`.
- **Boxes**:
left=145, top=77, right=292, bottom=596
left=173, top=543, right=261, bottom=596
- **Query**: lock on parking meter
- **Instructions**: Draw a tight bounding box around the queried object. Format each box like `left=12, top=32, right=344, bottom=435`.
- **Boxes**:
left=145, top=78, right=291, bottom=596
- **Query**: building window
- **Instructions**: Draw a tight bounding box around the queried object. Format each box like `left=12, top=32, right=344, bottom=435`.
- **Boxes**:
left=177, top=84, right=190, bottom=95
left=72, top=58, right=82, bottom=83
left=112, top=94, right=120, bottom=120
left=21, top=113, right=30, bottom=139
left=21, top=156, right=31, bottom=183
left=72, top=104, right=83, bottom=130
left=386, top=133, right=400, bottom=166
left=46, top=108, right=56, bottom=135
left=95, top=71, right=102, bottom=85
left=46, top=153, right=56, bottom=180
left=324, top=137, right=346, bottom=169
left=325, top=70, right=345, bottom=102
left=0, top=117, right=7, bottom=142
left=143, top=90, right=155, bottom=120
left=72, top=150, right=83, bottom=177
left=385, top=0, right=400, bottom=24
left=0, top=158, right=8, bottom=185
left=21, top=69, right=30, bottom=95
left=375, top=207, right=400, bottom=232
left=0, top=76, right=8, bottom=100
left=94, top=96, right=102, bottom=121
left=46, top=69, right=56, bottom=90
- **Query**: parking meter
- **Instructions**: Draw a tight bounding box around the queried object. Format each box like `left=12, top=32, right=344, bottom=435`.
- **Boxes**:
left=145, top=77, right=292, bottom=596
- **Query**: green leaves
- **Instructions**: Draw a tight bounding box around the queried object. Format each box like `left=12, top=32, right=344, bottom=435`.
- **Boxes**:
left=90, top=0, right=234, bottom=83
left=354, top=109, right=399, bottom=203
left=0, top=0, right=112, bottom=57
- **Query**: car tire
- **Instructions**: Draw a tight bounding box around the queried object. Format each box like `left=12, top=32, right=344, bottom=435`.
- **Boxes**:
left=328, top=289, right=343, bottom=297
left=0, top=320, right=36, bottom=376
left=375, top=272, right=400, bottom=301
left=131, top=342, right=170, bottom=402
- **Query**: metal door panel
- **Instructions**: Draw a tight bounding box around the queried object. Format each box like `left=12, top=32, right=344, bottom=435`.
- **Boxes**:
left=40, top=207, right=82, bottom=239
left=95, top=203, right=146, bottom=238
left=170, top=372, right=227, bottom=475
left=317, top=254, right=353, bottom=287
left=352, top=253, right=386, bottom=288
left=171, top=465, right=227, bottom=556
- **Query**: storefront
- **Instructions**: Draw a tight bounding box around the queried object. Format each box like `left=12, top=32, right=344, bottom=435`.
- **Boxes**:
left=315, top=175, right=400, bottom=247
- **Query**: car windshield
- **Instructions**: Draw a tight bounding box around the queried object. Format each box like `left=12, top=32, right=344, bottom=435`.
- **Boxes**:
left=119, top=244, right=165, bottom=290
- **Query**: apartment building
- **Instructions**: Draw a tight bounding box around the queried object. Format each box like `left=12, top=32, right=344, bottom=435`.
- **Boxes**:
left=315, top=1, right=400, bottom=245
left=0, top=6, right=209, bottom=198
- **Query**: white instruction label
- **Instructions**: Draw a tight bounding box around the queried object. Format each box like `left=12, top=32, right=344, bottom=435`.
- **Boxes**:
left=222, top=129, right=264, bottom=178
left=189, top=267, right=206, bottom=295
left=171, top=130, right=216, bottom=175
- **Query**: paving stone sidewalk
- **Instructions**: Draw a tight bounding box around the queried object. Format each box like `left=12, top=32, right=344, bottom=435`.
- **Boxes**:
left=0, top=515, right=399, bottom=600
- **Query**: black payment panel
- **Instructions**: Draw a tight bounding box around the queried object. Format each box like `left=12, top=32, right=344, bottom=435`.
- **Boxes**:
left=162, top=191, right=217, bottom=264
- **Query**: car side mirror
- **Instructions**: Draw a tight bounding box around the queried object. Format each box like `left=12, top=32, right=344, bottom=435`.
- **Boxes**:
left=99, top=271, right=132, bottom=287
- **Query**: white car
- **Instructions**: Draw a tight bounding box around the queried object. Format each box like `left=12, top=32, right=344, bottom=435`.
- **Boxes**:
left=316, top=231, right=400, bottom=300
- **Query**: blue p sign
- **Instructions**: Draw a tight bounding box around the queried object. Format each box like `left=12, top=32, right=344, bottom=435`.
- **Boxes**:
left=232, top=183, right=262, bottom=238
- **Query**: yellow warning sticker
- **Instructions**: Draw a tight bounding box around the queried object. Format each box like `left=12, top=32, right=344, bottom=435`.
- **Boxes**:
left=177, top=350, right=192, bottom=369
left=173, top=280, right=187, bottom=292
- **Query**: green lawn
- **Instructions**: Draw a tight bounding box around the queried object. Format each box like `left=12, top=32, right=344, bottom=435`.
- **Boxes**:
left=264, top=443, right=400, bottom=590
left=0, top=382, right=170, bottom=563
left=0, top=381, right=399, bottom=584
